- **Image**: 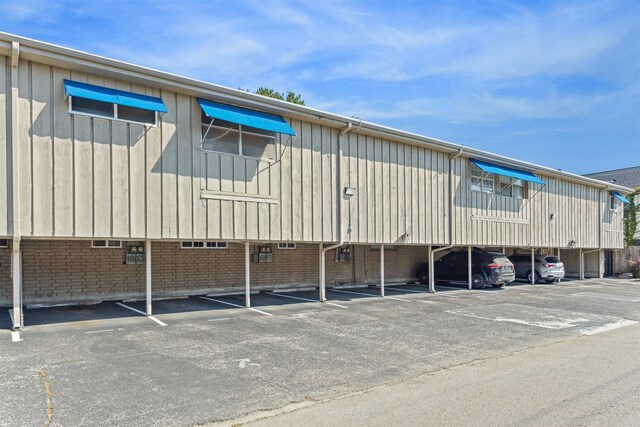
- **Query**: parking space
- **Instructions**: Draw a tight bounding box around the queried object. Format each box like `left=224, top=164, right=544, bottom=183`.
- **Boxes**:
left=1, top=278, right=638, bottom=426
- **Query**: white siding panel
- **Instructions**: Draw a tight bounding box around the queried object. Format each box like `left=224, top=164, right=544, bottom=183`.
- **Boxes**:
left=0, top=56, right=8, bottom=236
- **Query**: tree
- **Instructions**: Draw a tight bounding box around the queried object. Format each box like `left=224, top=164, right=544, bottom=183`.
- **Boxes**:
left=623, top=191, right=639, bottom=246
left=255, top=86, right=305, bottom=105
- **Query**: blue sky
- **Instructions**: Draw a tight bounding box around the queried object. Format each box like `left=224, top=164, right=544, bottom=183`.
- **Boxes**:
left=2, top=0, right=639, bottom=174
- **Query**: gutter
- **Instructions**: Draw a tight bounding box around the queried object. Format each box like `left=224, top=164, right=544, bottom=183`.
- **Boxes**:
left=0, top=32, right=632, bottom=195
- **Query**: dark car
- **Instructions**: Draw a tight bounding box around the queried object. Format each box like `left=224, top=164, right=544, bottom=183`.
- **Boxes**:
left=416, top=248, right=516, bottom=289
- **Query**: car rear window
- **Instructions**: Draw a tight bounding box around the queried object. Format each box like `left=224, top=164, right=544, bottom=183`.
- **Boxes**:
left=545, top=256, right=560, bottom=263
left=493, top=256, right=512, bottom=265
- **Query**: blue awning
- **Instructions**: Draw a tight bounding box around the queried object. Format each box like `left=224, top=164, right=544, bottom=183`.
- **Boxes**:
left=471, top=159, right=545, bottom=185
left=197, top=98, right=296, bottom=136
left=64, top=80, right=167, bottom=113
left=610, top=191, right=630, bottom=204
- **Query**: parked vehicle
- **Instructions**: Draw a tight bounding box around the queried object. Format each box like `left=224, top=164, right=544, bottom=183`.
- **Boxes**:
left=508, top=253, right=565, bottom=283
left=416, top=248, right=516, bottom=289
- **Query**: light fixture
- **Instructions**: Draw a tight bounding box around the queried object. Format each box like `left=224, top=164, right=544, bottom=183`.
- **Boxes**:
left=549, top=213, right=556, bottom=220
left=344, top=187, right=356, bottom=197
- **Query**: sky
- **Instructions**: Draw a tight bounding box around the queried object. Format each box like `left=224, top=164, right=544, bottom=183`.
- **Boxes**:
left=1, top=0, right=639, bottom=175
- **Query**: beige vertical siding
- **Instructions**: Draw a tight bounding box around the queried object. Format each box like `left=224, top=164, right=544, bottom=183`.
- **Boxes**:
left=0, top=55, right=8, bottom=236
left=2, top=57, right=625, bottom=248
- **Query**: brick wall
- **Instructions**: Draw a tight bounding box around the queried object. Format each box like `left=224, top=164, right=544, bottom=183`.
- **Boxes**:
left=0, top=242, right=12, bottom=305
left=0, top=240, right=429, bottom=306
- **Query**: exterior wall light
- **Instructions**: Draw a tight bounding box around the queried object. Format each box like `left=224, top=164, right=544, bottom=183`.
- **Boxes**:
left=344, top=187, right=356, bottom=198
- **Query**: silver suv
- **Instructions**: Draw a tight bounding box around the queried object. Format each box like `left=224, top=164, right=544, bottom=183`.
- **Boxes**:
left=508, top=254, right=565, bottom=283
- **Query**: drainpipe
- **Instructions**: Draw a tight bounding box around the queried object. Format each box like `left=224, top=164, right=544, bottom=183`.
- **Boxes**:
left=428, top=148, right=464, bottom=292
left=581, top=189, right=605, bottom=280
left=319, top=122, right=353, bottom=301
left=10, top=42, right=22, bottom=331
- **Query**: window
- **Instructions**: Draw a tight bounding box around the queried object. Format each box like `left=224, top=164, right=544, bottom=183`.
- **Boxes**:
left=69, top=97, right=157, bottom=126
left=470, top=164, right=494, bottom=194
left=0, top=239, right=8, bottom=248
left=181, top=241, right=228, bottom=249
left=92, top=240, right=122, bottom=248
left=470, top=163, right=526, bottom=199
left=610, top=196, right=618, bottom=210
left=277, top=242, right=296, bottom=250
left=201, top=115, right=276, bottom=160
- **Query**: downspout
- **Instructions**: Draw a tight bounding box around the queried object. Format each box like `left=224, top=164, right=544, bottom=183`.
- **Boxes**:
left=10, top=41, right=21, bottom=330
left=429, top=148, right=464, bottom=292
left=319, top=122, right=353, bottom=301
left=581, top=188, right=604, bottom=279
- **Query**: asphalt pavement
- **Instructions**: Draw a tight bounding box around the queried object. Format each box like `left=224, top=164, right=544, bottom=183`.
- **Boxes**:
left=0, top=278, right=638, bottom=426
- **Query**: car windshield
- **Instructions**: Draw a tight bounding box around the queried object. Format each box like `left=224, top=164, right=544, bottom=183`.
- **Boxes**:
left=544, top=256, right=560, bottom=263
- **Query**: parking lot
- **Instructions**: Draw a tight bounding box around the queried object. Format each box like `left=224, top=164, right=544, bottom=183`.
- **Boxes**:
left=1, top=278, right=639, bottom=426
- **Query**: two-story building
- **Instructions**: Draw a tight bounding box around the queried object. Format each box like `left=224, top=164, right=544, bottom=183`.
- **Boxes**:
left=0, top=33, right=632, bottom=330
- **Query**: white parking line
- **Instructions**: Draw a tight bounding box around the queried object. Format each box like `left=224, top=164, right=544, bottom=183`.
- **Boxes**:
left=200, top=296, right=273, bottom=316
left=266, top=292, right=349, bottom=309
left=330, top=288, right=413, bottom=302
left=570, top=292, right=640, bottom=302
left=384, top=287, right=430, bottom=294
left=115, top=302, right=168, bottom=326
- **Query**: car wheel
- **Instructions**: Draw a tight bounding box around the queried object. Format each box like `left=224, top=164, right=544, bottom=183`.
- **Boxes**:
left=471, top=273, right=486, bottom=289
left=417, top=269, right=429, bottom=286
left=526, top=271, right=541, bottom=284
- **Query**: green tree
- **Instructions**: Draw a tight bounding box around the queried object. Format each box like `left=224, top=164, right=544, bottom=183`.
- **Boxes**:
left=623, top=191, right=639, bottom=246
left=255, top=86, right=305, bottom=105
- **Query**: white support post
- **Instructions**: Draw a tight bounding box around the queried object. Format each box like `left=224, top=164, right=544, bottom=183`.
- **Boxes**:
left=468, top=246, right=473, bottom=290
left=145, top=240, right=152, bottom=316
left=428, top=245, right=435, bottom=293
left=531, top=249, right=536, bottom=285
left=557, top=248, right=562, bottom=283
left=380, top=244, right=385, bottom=297
left=579, top=248, right=584, bottom=280
left=598, top=249, right=604, bottom=278
left=12, top=240, right=22, bottom=331
left=245, top=243, right=251, bottom=308
left=319, top=243, right=326, bottom=302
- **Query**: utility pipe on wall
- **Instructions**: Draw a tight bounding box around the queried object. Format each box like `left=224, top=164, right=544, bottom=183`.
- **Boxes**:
left=11, top=41, right=21, bottom=331
left=319, top=122, right=353, bottom=301
left=428, top=148, right=464, bottom=293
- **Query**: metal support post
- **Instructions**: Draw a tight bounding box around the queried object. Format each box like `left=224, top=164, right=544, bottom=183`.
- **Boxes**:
left=145, top=240, right=152, bottom=316
left=468, top=246, right=473, bottom=290
left=598, top=249, right=604, bottom=278
left=319, top=243, right=326, bottom=302
left=380, top=244, right=385, bottom=297
left=245, top=243, right=251, bottom=307
left=12, top=240, right=22, bottom=330
left=579, top=248, right=584, bottom=280
left=531, top=249, right=536, bottom=284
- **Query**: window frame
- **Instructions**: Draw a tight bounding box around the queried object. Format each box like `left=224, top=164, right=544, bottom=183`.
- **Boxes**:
left=610, top=195, right=618, bottom=211
left=200, top=117, right=278, bottom=162
left=91, top=240, right=122, bottom=248
left=470, top=163, right=528, bottom=199
left=68, top=95, right=159, bottom=127
left=181, top=241, right=229, bottom=249
left=277, top=242, right=297, bottom=250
